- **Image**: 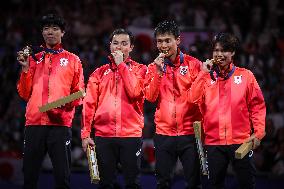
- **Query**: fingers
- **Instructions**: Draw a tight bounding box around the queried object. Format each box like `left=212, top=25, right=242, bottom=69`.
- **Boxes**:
left=252, top=138, right=261, bottom=149
left=154, top=53, right=165, bottom=74
left=155, top=53, right=165, bottom=61
left=154, top=53, right=165, bottom=65
left=202, top=59, right=213, bottom=72
left=82, top=137, right=95, bottom=152
left=17, top=50, right=29, bottom=67
left=111, top=50, right=124, bottom=65
left=245, top=134, right=261, bottom=150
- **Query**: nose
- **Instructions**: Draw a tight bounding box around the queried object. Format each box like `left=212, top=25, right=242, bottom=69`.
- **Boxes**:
left=116, top=44, right=122, bottom=50
left=161, top=41, right=168, bottom=48
left=45, top=27, right=55, bottom=35
left=114, top=43, right=122, bottom=50
left=214, top=50, right=223, bottom=58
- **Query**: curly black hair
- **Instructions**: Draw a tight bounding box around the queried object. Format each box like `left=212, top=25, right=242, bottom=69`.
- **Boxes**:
left=109, top=28, right=135, bottom=45
left=212, top=32, right=240, bottom=52
left=154, top=20, right=180, bottom=39
left=40, top=13, right=66, bottom=31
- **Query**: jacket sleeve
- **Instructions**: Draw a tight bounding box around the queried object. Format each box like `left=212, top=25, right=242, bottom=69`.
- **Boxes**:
left=117, top=62, right=147, bottom=99
left=81, top=70, right=100, bottom=139
left=17, top=57, right=35, bottom=101
left=70, top=56, right=85, bottom=107
left=187, top=70, right=207, bottom=104
left=143, top=63, right=163, bottom=102
left=247, top=71, right=266, bottom=140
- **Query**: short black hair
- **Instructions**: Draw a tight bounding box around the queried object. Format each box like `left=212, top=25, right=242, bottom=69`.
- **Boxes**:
left=212, top=32, right=240, bottom=52
left=40, top=13, right=66, bottom=31
left=109, top=28, right=135, bottom=45
left=154, top=20, right=180, bottom=39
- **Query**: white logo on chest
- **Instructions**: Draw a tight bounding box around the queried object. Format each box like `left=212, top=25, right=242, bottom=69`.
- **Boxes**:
left=36, top=57, right=43, bottom=64
left=234, top=75, right=242, bottom=84
left=179, top=66, right=188, bottom=75
left=104, top=69, right=111, bottom=75
left=211, top=80, right=216, bottom=84
left=60, top=58, right=69, bottom=66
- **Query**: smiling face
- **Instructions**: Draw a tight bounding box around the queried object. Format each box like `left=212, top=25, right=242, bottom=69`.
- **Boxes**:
left=156, top=33, right=180, bottom=61
left=42, top=25, right=64, bottom=48
left=213, top=42, right=235, bottom=70
left=110, top=34, right=133, bottom=60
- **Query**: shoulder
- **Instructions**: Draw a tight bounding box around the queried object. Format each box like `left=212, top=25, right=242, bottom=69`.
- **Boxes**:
left=61, top=50, right=81, bottom=62
left=183, top=54, right=202, bottom=66
left=129, top=59, right=146, bottom=69
left=90, top=64, right=110, bottom=77
left=235, top=67, right=254, bottom=77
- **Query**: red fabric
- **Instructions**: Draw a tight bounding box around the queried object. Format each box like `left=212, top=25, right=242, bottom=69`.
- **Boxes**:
left=17, top=48, right=84, bottom=127
left=81, top=58, right=147, bottom=138
left=144, top=53, right=202, bottom=136
left=189, top=66, right=266, bottom=145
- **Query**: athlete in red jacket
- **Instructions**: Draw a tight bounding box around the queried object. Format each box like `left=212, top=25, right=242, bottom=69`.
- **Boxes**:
left=16, top=13, right=84, bottom=189
left=144, top=20, right=202, bottom=189
left=189, top=33, right=266, bottom=189
left=81, top=28, right=146, bottom=189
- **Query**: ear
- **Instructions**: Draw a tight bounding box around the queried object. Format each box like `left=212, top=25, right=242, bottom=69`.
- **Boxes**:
left=176, top=36, right=181, bottom=45
left=61, top=31, right=65, bottom=38
left=231, top=51, right=235, bottom=57
left=129, top=44, right=134, bottom=53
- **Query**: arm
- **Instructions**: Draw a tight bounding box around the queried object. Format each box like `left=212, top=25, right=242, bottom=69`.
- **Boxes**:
left=187, top=59, right=212, bottom=104
left=118, top=62, right=147, bottom=99
left=246, top=71, right=266, bottom=149
left=187, top=71, right=207, bottom=104
left=81, top=71, right=100, bottom=139
left=143, top=64, right=163, bottom=102
left=69, top=57, right=85, bottom=107
left=17, top=56, right=34, bottom=101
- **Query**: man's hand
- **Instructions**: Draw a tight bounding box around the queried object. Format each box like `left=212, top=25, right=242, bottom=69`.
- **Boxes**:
left=17, top=50, right=30, bottom=72
left=82, top=137, right=95, bottom=152
left=154, top=53, right=166, bottom=75
left=111, top=50, right=124, bottom=65
left=202, top=59, right=213, bottom=72
left=245, top=134, right=261, bottom=150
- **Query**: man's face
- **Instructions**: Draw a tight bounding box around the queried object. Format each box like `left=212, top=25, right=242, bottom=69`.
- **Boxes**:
left=156, top=33, right=180, bottom=58
left=213, top=42, right=235, bottom=69
left=42, top=25, right=64, bottom=48
left=110, top=34, right=133, bottom=60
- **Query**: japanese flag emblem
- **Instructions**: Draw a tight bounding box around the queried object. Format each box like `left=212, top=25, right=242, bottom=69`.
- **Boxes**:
left=60, top=58, right=69, bottom=66
left=180, top=66, right=188, bottom=75
left=234, top=75, right=242, bottom=84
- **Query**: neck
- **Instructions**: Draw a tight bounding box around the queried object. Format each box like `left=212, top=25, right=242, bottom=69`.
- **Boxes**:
left=45, top=43, right=60, bottom=49
left=218, top=62, right=233, bottom=77
left=219, top=64, right=230, bottom=72
left=169, top=49, right=178, bottom=63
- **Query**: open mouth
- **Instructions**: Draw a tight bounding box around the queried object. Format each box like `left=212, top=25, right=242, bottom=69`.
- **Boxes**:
left=213, top=58, right=225, bottom=64
left=161, top=50, right=169, bottom=55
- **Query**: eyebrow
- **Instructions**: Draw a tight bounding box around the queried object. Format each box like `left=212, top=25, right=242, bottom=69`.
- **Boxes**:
left=112, top=40, right=129, bottom=43
left=157, top=38, right=171, bottom=41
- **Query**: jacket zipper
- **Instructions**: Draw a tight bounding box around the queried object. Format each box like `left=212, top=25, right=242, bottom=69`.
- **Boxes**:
left=172, top=68, right=178, bottom=135
left=48, top=54, right=52, bottom=103
left=224, top=123, right=227, bottom=144
left=114, top=71, right=118, bottom=136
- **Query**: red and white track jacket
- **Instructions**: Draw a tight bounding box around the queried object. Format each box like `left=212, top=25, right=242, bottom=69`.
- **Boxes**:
left=189, top=65, right=266, bottom=145
left=81, top=57, right=147, bottom=138
left=17, top=44, right=84, bottom=127
left=144, top=52, right=202, bottom=136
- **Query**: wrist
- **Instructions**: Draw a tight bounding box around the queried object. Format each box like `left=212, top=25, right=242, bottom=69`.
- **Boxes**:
left=22, top=65, right=29, bottom=73
left=155, top=65, right=163, bottom=76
